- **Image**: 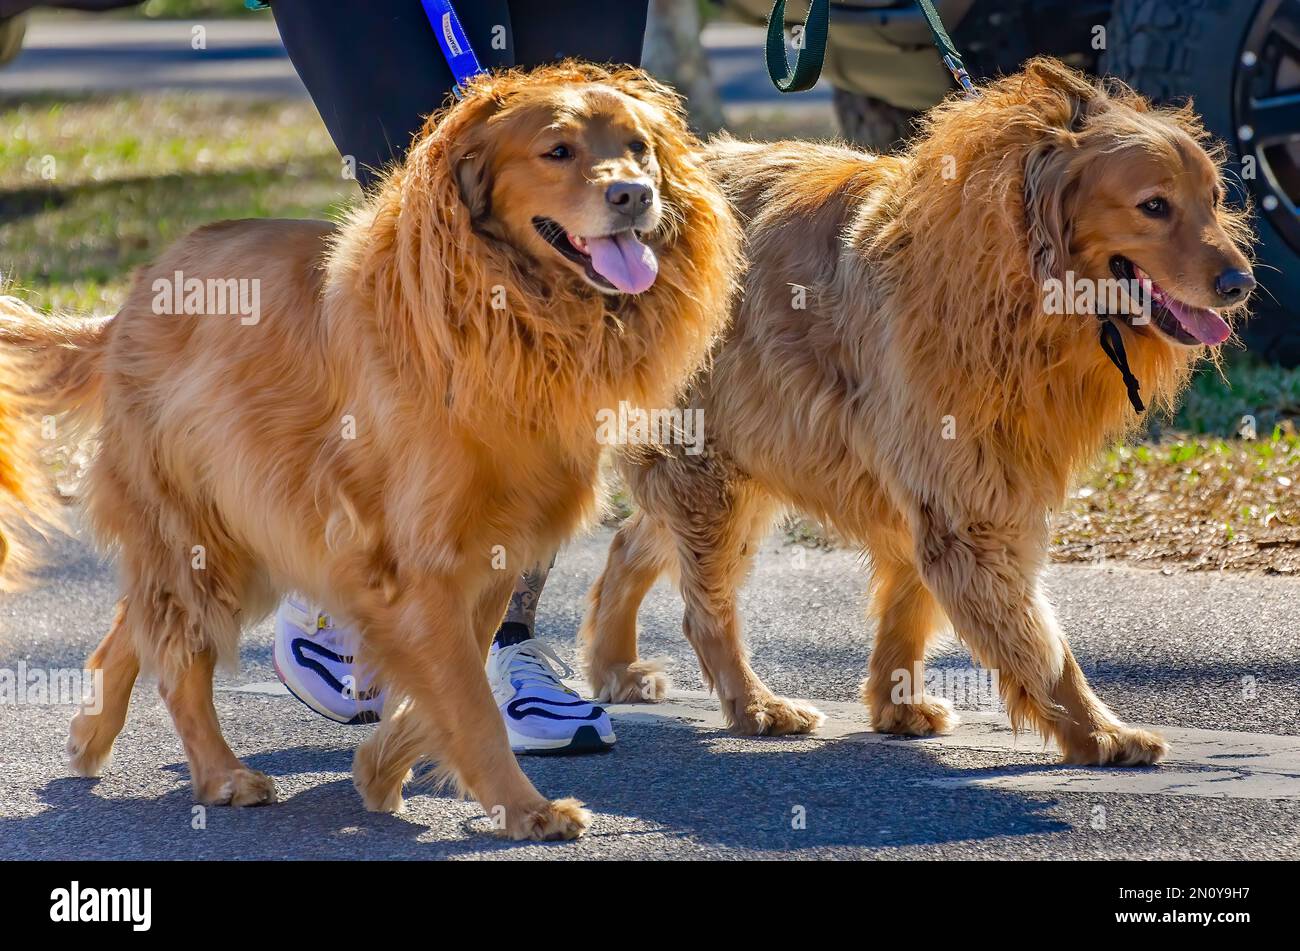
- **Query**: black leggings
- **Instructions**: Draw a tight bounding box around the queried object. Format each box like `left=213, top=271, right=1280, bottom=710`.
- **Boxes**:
left=271, top=0, right=650, bottom=188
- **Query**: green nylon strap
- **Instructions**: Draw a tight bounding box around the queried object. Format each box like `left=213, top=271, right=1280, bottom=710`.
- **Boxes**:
left=916, top=0, right=964, bottom=72
left=764, top=0, right=830, bottom=93
left=765, top=0, right=974, bottom=95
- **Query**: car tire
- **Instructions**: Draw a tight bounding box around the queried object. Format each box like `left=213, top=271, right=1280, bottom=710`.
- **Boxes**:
left=1104, top=0, right=1300, bottom=365
left=0, top=14, right=25, bottom=68
left=831, top=87, right=920, bottom=152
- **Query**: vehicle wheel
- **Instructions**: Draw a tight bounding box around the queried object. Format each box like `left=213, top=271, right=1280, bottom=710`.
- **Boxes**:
left=1104, top=0, right=1300, bottom=365
left=0, top=15, right=25, bottom=68
left=831, top=87, right=920, bottom=152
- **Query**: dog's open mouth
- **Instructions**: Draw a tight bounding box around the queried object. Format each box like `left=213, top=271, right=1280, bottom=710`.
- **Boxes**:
left=1109, top=256, right=1231, bottom=347
left=533, top=217, right=659, bottom=295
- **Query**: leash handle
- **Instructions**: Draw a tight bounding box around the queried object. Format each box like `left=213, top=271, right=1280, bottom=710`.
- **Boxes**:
left=421, top=0, right=487, bottom=96
left=765, top=0, right=976, bottom=96
left=765, top=0, right=830, bottom=93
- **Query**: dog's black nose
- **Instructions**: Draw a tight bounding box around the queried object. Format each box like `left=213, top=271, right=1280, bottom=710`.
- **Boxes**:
left=606, top=180, right=653, bottom=215
left=1214, top=268, right=1256, bottom=303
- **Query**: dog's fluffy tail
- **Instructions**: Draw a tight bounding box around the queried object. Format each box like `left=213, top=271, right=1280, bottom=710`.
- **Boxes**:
left=0, top=294, right=109, bottom=589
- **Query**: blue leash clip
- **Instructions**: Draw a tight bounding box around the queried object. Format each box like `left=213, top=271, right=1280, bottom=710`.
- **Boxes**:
left=421, top=0, right=487, bottom=96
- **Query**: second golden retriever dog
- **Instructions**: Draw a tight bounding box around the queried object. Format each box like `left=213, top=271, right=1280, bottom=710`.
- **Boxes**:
left=0, top=63, right=739, bottom=839
left=581, top=58, right=1255, bottom=764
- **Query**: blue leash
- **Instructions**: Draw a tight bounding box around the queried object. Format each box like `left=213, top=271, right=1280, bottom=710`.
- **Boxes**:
left=419, top=0, right=487, bottom=95
left=248, top=1, right=485, bottom=95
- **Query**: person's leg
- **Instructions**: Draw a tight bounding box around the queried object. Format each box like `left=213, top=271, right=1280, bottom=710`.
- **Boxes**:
left=493, top=555, right=554, bottom=646
left=507, top=0, right=648, bottom=66
left=485, top=553, right=615, bottom=754
left=271, top=0, right=513, bottom=188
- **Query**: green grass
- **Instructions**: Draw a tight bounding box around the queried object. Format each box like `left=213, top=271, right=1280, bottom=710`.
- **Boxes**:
left=1171, top=357, right=1300, bottom=436
left=0, top=94, right=353, bottom=314
left=135, top=0, right=253, bottom=17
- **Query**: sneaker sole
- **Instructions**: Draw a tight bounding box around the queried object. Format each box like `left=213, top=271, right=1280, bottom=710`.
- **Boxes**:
left=511, top=724, right=616, bottom=756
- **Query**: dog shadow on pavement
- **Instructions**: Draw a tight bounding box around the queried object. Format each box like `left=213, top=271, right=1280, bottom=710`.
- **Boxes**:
left=9, top=718, right=1074, bottom=859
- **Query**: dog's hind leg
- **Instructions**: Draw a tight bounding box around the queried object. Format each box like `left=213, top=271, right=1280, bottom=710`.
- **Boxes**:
left=123, top=526, right=276, bottom=804
left=351, top=575, right=589, bottom=840
left=158, top=645, right=277, bottom=805
left=860, top=545, right=959, bottom=737
left=68, top=598, right=141, bottom=776
left=913, top=510, right=1167, bottom=766
left=659, top=460, right=822, bottom=736
left=580, top=510, right=676, bottom=703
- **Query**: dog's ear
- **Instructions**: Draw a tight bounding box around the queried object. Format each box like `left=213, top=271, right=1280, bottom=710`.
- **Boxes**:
left=454, top=141, right=493, bottom=223
left=1023, top=138, right=1079, bottom=287
left=1022, top=57, right=1100, bottom=105
left=410, top=89, right=504, bottom=228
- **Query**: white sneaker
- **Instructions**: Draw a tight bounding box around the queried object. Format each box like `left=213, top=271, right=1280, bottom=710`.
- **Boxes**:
left=272, top=595, right=384, bottom=724
left=273, top=598, right=616, bottom=754
left=488, top=638, right=616, bottom=755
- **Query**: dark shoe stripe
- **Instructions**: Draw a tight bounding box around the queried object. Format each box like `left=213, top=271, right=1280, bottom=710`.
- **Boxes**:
left=506, top=697, right=604, bottom=722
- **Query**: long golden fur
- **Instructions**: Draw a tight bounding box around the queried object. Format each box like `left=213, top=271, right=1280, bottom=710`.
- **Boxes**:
left=0, top=62, right=739, bottom=839
left=581, top=59, right=1254, bottom=763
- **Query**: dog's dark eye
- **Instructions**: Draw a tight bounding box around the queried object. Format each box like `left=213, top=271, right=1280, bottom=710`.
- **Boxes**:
left=1138, top=196, right=1169, bottom=218
left=543, top=144, right=573, bottom=161
left=629, top=140, right=647, bottom=156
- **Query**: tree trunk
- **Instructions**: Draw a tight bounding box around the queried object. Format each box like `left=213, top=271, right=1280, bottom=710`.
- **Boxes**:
left=642, top=0, right=725, bottom=134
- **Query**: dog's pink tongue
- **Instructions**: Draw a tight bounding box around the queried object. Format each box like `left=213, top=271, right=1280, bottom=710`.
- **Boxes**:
left=585, top=232, right=658, bottom=294
left=1166, top=298, right=1231, bottom=345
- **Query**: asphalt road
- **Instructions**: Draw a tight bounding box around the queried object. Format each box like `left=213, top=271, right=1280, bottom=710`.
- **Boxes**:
left=2, top=525, right=1298, bottom=860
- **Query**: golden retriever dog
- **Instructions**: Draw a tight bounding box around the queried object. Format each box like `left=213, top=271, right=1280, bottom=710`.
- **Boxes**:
left=0, top=62, right=739, bottom=840
left=581, top=58, right=1254, bottom=764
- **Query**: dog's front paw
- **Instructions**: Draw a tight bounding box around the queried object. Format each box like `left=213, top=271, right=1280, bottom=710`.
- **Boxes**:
left=67, top=711, right=115, bottom=777
left=870, top=695, right=959, bottom=736
left=503, top=797, right=591, bottom=841
left=590, top=658, right=670, bottom=703
left=725, top=692, right=825, bottom=736
left=1062, top=723, right=1168, bottom=766
left=352, top=741, right=413, bottom=813
left=196, top=767, right=278, bottom=806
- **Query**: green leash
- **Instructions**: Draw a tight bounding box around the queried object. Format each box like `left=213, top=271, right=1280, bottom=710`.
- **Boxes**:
left=766, top=0, right=976, bottom=96
left=763, top=0, right=830, bottom=92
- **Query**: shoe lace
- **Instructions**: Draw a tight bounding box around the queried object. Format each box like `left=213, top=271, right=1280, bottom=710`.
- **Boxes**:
left=497, top=639, right=574, bottom=692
